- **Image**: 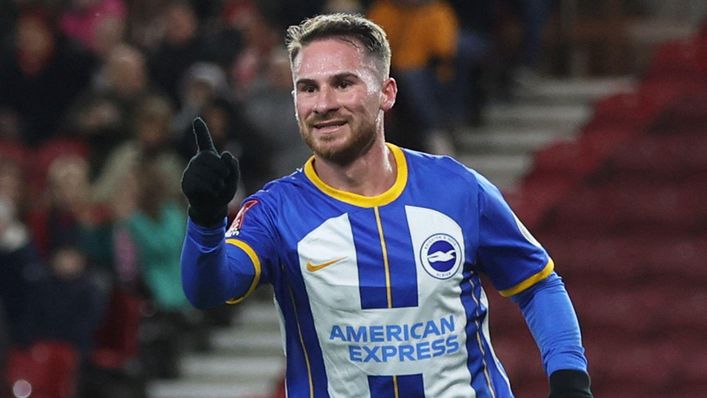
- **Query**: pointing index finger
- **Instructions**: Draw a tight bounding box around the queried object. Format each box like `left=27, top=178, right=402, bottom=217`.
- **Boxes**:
left=193, top=117, right=217, bottom=153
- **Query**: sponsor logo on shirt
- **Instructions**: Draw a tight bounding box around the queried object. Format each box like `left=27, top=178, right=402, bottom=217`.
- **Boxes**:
left=329, top=314, right=460, bottom=363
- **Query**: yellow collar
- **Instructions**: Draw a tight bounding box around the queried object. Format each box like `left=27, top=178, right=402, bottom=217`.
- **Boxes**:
left=303, top=143, right=408, bottom=207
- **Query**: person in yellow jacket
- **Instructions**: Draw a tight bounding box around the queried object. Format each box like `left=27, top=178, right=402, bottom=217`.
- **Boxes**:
left=368, top=0, right=459, bottom=154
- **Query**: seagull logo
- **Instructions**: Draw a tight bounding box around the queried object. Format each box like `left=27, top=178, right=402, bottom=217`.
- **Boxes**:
left=427, top=249, right=456, bottom=263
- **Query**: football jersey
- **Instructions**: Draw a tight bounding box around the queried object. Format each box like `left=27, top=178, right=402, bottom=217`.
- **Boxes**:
left=223, top=144, right=553, bottom=398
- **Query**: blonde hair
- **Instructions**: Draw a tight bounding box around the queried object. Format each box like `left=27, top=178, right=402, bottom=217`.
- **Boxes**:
left=286, top=13, right=391, bottom=79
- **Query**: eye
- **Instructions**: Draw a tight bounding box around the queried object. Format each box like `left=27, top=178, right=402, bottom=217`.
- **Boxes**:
left=297, top=84, right=317, bottom=94
left=337, top=80, right=353, bottom=89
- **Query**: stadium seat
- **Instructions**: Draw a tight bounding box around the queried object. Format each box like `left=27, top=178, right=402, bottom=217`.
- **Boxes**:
left=607, top=132, right=707, bottom=180
left=584, top=91, right=665, bottom=131
left=4, top=341, right=80, bottom=398
left=90, top=288, right=144, bottom=370
left=642, top=38, right=707, bottom=84
left=649, top=92, right=707, bottom=134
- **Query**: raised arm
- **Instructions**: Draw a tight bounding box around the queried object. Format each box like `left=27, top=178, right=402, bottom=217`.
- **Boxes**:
left=180, top=117, right=253, bottom=309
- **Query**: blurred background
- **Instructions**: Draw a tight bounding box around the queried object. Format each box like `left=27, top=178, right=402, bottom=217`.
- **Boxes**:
left=0, top=0, right=705, bottom=397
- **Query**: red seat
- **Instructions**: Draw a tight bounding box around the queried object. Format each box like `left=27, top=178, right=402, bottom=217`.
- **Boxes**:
left=586, top=337, right=681, bottom=389
left=549, top=187, right=622, bottom=235
left=4, top=341, right=80, bottom=398
left=643, top=38, right=707, bottom=84
left=510, top=173, right=578, bottom=230
left=90, top=288, right=144, bottom=369
left=609, top=181, right=704, bottom=233
left=585, top=91, right=665, bottom=131
left=608, top=132, right=707, bottom=180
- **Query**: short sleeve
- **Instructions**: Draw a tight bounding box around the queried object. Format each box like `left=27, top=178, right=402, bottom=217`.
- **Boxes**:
left=475, top=175, right=554, bottom=296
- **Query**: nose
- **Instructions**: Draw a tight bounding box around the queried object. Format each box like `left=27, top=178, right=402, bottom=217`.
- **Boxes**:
left=313, top=85, right=339, bottom=115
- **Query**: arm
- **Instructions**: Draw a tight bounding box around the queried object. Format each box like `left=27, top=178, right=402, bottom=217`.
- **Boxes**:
left=180, top=218, right=255, bottom=309
left=180, top=117, right=252, bottom=309
left=511, top=273, right=593, bottom=397
left=470, top=170, right=592, bottom=396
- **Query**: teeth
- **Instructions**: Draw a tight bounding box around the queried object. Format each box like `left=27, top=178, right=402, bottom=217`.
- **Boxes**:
left=316, top=121, right=344, bottom=128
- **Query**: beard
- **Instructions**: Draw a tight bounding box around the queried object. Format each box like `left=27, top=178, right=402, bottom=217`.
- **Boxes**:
left=299, top=114, right=378, bottom=166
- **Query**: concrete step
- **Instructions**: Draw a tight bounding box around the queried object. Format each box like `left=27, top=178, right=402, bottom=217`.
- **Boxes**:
left=210, top=328, right=283, bottom=356
left=179, top=355, right=284, bottom=380
left=513, top=77, right=635, bottom=105
left=148, top=379, right=276, bottom=398
left=147, top=296, right=284, bottom=398
left=456, top=128, right=568, bottom=154
left=146, top=355, right=285, bottom=398
left=232, top=299, right=281, bottom=329
left=483, top=102, right=591, bottom=131
left=458, top=153, right=532, bottom=190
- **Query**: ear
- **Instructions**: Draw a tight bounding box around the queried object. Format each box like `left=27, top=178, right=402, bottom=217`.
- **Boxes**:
left=291, top=89, right=300, bottom=123
left=380, top=77, right=397, bottom=112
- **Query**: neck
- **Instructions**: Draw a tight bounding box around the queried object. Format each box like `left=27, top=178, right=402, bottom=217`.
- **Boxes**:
left=312, top=138, right=396, bottom=197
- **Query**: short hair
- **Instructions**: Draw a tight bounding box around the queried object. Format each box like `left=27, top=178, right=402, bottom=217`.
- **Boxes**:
left=285, top=13, right=391, bottom=79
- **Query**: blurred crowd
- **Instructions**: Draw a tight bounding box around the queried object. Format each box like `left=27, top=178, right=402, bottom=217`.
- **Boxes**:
left=0, top=0, right=551, bottom=395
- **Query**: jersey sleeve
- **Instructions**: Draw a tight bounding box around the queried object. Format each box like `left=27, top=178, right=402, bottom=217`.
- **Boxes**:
left=181, top=192, right=280, bottom=308
left=474, top=173, right=554, bottom=296
left=222, top=194, right=280, bottom=302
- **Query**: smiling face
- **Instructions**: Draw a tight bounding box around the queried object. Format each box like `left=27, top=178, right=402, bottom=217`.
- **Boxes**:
left=292, top=37, right=396, bottom=165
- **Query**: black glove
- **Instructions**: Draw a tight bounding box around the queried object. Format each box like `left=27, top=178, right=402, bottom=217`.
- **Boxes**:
left=549, top=370, right=593, bottom=398
left=181, top=117, right=240, bottom=227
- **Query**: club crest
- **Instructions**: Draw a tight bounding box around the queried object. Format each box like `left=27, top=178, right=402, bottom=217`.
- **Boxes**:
left=420, top=233, right=462, bottom=279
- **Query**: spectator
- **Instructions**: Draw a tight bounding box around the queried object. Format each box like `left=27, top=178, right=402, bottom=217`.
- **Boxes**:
left=368, top=0, right=460, bottom=154
left=27, top=154, right=119, bottom=284
left=172, top=62, right=232, bottom=136
left=0, top=8, right=95, bottom=146
left=89, top=94, right=185, bottom=287
left=123, top=159, right=191, bottom=378
left=29, top=155, right=95, bottom=257
left=59, top=0, right=127, bottom=57
left=228, top=5, right=280, bottom=96
left=94, top=94, right=183, bottom=204
left=242, top=48, right=311, bottom=179
left=0, top=161, right=45, bottom=345
left=148, top=0, right=207, bottom=106
left=448, top=0, right=496, bottom=127
left=19, top=244, right=106, bottom=358
left=509, top=0, right=555, bottom=75
left=126, top=158, right=188, bottom=313
left=65, top=44, right=154, bottom=174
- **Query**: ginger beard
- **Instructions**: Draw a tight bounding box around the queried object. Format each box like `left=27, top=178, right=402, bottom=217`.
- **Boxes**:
left=292, top=38, right=389, bottom=166
left=299, top=105, right=379, bottom=166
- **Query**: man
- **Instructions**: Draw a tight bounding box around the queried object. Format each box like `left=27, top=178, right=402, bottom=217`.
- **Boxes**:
left=180, top=13, right=592, bottom=398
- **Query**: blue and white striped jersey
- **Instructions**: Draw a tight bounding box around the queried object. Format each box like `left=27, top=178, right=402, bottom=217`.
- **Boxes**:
left=219, top=144, right=553, bottom=398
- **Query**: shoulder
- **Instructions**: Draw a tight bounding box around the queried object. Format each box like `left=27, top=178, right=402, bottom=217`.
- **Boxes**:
left=401, top=147, right=486, bottom=189
left=242, top=169, right=312, bottom=209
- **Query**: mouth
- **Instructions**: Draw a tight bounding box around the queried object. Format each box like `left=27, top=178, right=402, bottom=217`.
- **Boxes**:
left=312, top=119, right=347, bottom=133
